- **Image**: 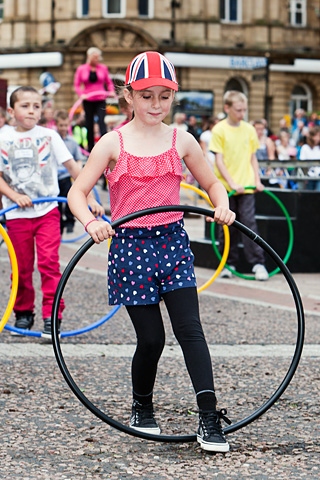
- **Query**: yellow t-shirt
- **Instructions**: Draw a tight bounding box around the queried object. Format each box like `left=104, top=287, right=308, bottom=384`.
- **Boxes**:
left=209, top=119, right=260, bottom=192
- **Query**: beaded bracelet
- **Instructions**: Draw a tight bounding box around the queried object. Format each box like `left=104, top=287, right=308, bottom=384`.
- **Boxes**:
left=84, top=218, right=98, bottom=232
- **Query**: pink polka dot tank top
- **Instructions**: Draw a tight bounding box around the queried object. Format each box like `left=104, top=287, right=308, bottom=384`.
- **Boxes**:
left=105, top=128, right=184, bottom=228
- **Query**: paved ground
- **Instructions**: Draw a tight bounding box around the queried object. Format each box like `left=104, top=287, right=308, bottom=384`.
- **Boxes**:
left=0, top=183, right=319, bottom=479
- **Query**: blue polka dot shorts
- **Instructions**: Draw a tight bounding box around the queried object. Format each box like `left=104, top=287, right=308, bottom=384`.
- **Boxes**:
left=108, top=221, right=197, bottom=305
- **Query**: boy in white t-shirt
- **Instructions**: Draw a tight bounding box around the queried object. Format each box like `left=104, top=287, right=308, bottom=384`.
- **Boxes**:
left=0, top=86, right=104, bottom=339
left=299, top=125, right=320, bottom=191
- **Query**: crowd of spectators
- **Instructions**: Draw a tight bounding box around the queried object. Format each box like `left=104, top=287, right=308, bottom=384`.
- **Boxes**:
left=2, top=91, right=319, bottom=193
left=176, top=107, right=320, bottom=191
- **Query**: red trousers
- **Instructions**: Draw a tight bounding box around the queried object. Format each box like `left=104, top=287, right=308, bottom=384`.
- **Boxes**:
left=6, top=207, right=65, bottom=320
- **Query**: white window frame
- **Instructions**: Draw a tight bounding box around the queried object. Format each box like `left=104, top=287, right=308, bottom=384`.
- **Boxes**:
left=220, top=0, right=242, bottom=24
left=290, top=83, right=312, bottom=116
left=138, top=0, right=154, bottom=18
left=289, top=0, right=306, bottom=27
left=102, top=0, right=126, bottom=18
left=77, top=0, right=89, bottom=18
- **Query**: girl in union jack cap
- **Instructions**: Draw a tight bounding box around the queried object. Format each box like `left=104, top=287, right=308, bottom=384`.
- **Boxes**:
left=68, top=51, right=235, bottom=453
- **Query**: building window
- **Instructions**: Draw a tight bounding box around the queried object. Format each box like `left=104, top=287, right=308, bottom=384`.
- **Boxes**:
left=138, top=0, right=154, bottom=17
left=77, top=0, right=89, bottom=17
left=103, top=0, right=126, bottom=17
left=224, top=77, right=248, bottom=120
left=0, top=0, right=4, bottom=21
left=225, top=77, right=247, bottom=95
left=220, top=0, right=241, bottom=23
left=289, top=1, right=306, bottom=27
left=290, top=84, right=312, bottom=116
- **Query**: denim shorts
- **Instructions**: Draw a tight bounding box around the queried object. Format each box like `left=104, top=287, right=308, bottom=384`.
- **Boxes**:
left=108, top=221, right=197, bottom=305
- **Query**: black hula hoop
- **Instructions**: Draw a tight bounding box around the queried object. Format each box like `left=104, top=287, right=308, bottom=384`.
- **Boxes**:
left=51, top=205, right=305, bottom=443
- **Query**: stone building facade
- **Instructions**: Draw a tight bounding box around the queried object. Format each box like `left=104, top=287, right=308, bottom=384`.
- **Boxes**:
left=0, top=0, right=320, bottom=131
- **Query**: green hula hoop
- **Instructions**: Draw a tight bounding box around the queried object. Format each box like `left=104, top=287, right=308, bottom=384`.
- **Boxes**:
left=211, top=187, right=294, bottom=280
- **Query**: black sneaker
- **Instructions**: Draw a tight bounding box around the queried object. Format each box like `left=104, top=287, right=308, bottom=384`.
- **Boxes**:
left=130, top=400, right=161, bottom=435
left=42, top=318, right=61, bottom=341
left=197, top=409, right=231, bottom=452
left=11, top=312, right=35, bottom=336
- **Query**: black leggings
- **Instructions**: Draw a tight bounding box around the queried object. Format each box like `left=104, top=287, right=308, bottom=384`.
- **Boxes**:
left=58, top=177, right=74, bottom=232
left=82, top=99, right=107, bottom=151
left=126, top=287, right=215, bottom=399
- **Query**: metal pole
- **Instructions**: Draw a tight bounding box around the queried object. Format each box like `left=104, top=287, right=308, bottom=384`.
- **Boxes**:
left=264, top=55, right=270, bottom=122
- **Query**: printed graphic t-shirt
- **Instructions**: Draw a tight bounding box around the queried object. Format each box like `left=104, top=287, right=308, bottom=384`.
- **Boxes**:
left=0, top=125, right=72, bottom=219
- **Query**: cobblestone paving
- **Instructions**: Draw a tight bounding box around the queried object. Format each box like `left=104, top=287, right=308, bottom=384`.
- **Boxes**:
left=1, top=188, right=319, bottom=479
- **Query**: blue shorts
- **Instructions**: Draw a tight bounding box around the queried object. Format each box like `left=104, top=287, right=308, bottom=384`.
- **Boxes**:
left=108, top=221, right=197, bottom=305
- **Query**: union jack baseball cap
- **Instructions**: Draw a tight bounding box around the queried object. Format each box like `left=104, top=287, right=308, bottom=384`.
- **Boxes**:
left=125, top=51, right=178, bottom=91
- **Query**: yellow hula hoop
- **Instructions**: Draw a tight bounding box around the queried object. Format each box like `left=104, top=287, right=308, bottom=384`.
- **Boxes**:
left=0, top=223, right=19, bottom=333
left=180, top=182, right=230, bottom=293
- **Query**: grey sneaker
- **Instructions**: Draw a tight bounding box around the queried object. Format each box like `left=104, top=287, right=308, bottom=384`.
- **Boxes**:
left=220, top=266, right=235, bottom=279
left=130, top=400, right=161, bottom=435
left=197, top=409, right=231, bottom=453
left=42, top=318, right=61, bottom=341
left=252, top=264, right=269, bottom=281
left=11, top=312, right=35, bottom=336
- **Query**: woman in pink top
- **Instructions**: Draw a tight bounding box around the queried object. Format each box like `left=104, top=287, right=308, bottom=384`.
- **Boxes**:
left=73, top=47, right=116, bottom=151
left=68, top=51, right=235, bottom=453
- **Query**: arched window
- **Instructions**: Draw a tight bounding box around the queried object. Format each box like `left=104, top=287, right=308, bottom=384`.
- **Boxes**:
left=225, top=77, right=248, bottom=95
left=224, top=77, right=249, bottom=120
left=290, top=83, right=312, bottom=116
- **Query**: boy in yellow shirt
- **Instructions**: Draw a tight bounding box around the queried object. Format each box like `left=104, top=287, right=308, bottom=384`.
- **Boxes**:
left=209, top=90, right=268, bottom=281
